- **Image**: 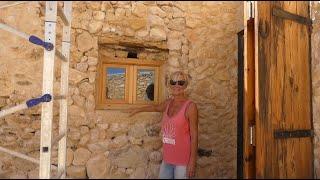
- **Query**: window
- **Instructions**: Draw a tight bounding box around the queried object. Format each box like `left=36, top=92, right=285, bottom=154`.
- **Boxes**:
left=96, top=57, right=165, bottom=109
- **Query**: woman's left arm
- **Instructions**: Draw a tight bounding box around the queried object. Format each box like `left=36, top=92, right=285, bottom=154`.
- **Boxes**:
left=187, top=102, right=198, bottom=177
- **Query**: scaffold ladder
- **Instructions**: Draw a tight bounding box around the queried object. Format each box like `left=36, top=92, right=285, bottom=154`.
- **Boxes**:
left=0, top=1, right=72, bottom=179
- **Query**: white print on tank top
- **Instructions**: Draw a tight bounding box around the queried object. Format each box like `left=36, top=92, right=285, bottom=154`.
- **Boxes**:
left=162, top=120, right=176, bottom=145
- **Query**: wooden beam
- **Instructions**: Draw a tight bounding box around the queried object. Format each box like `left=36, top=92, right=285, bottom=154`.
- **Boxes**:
left=57, top=2, right=72, bottom=179
left=39, top=1, right=57, bottom=179
left=0, top=146, right=57, bottom=170
left=0, top=1, right=28, bottom=9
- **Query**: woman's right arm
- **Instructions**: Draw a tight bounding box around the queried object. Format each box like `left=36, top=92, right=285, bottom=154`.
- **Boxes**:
left=123, top=99, right=170, bottom=117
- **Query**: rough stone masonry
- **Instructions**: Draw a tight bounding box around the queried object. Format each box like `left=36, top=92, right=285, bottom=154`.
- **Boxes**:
left=0, top=1, right=319, bottom=179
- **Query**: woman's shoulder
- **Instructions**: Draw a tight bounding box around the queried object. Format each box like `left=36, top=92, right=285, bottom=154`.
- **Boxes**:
left=186, top=100, right=197, bottom=110
left=186, top=99, right=195, bottom=104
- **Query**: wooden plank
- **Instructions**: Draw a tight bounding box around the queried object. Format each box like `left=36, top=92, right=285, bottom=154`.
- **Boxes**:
left=0, top=1, right=28, bottom=9
left=243, top=1, right=256, bottom=178
left=0, top=146, right=58, bottom=170
left=57, top=5, right=69, bottom=26
left=57, top=2, right=72, bottom=179
left=39, top=1, right=57, bottom=179
left=255, top=1, right=272, bottom=178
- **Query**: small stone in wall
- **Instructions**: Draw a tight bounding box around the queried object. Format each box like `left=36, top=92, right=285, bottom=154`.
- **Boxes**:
left=132, top=3, right=147, bottom=18
left=128, top=17, right=147, bottom=31
left=93, top=11, right=105, bottom=21
left=9, top=171, right=27, bottom=179
left=86, top=154, right=110, bottom=178
left=124, top=28, right=135, bottom=37
left=148, top=15, right=165, bottom=27
left=130, top=167, right=146, bottom=179
left=88, top=66, right=97, bottom=72
left=108, top=135, right=128, bottom=149
left=167, top=38, right=182, bottom=50
left=76, top=31, right=95, bottom=52
left=80, top=56, right=88, bottom=62
left=68, top=128, right=81, bottom=141
left=149, top=151, right=162, bottom=163
left=88, top=127, right=99, bottom=140
left=182, top=44, right=189, bottom=54
left=115, top=8, right=126, bottom=17
left=88, top=21, right=103, bottom=34
left=172, top=6, right=185, bottom=18
left=79, top=133, right=91, bottom=146
left=79, top=82, right=94, bottom=97
left=85, top=94, right=96, bottom=112
left=112, top=147, right=148, bottom=169
left=87, top=57, right=98, bottom=66
left=149, top=6, right=166, bottom=18
left=69, top=105, right=86, bottom=118
left=150, top=27, right=166, bottom=41
left=27, top=168, right=39, bottom=179
left=88, top=72, right=96, bottom=83
left=129, top=137, right=143, bottom=145
left=67, top=148, right=74, bottom=166
left=67, top=165, right=87, bottom=179
left=72, top=94, right=86, bottom=107
left=97, top=123, right=109, bottom=130
left=76, top=62, right=89, bottom=72
left=168, top=18, right=185, bottom=31
left=80, top=126, right=90, bottom=134
left=73, top=147, right=92, bottom=166
left=136, top=29, right=149, bottom=39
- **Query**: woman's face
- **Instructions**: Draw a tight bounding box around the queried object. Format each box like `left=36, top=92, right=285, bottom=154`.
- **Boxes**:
left=169, top=75, right=187, bottom=96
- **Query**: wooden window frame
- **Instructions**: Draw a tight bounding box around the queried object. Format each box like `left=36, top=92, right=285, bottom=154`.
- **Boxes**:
left=96, top=56, right=165, bottom=110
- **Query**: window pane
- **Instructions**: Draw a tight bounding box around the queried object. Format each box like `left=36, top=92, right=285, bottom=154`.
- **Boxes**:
left=106, top=67, right=125, bottom=100
left=136, top=69, right=155, bottom=101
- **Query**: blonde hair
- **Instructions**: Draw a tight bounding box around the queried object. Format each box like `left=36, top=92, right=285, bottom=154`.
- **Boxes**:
left=166, top=71, right=191, bottom=88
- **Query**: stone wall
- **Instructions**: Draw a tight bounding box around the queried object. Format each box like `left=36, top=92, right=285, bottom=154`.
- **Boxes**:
left=0, top=1, right=243, bottom=179
left=311, top=1, right=320, bottom=178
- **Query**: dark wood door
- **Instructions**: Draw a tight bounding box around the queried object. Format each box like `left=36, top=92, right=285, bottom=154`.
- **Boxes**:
left=255, top=1, right=313, bottom=178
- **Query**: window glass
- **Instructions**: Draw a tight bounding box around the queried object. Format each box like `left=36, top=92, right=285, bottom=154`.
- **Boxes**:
left=106, top=67, right=126, bottom=100
left=136, top=69, right=155, bottom=101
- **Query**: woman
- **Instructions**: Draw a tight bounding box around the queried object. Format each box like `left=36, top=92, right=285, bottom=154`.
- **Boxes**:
left=124, top=71, right=198, bottom=179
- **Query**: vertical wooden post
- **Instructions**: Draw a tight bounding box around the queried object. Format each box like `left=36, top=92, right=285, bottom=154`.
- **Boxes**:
left=243, top=1, right=256, bottom=178
left=58, top=1, right=72, bottom=179
left=39, top=1, right=57, bottom=179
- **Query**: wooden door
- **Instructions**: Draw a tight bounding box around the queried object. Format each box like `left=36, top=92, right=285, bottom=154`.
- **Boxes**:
left=254, top=1, right=313, bottom=178
left=243, top=1, right=256, bottom=178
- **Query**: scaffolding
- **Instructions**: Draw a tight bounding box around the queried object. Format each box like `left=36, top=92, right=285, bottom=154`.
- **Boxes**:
left=0, top=1, right=72, bottom=179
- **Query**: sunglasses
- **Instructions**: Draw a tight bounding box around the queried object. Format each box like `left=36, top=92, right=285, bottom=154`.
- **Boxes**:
left=169, top=80, right=186, bottom=86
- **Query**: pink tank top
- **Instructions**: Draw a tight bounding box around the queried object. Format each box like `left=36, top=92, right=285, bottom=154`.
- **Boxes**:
left=161, top=99, right=192, bottom=165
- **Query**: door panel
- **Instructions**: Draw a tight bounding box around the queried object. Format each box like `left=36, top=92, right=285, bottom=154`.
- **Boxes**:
left=255, top=1, right=313, bottom=178
left=243, top=18, right=256, bottom=180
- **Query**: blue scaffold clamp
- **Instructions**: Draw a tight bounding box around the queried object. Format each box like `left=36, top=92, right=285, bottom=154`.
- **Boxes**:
left=26, top=94, right=52, bottom=108
left=29, top=35, right=54, bottom=51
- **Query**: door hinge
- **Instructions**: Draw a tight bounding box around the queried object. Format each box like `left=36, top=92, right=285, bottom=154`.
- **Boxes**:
left=250, top=124, right=255, bottom=146
left=274, top=129, right=314, bottom=139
